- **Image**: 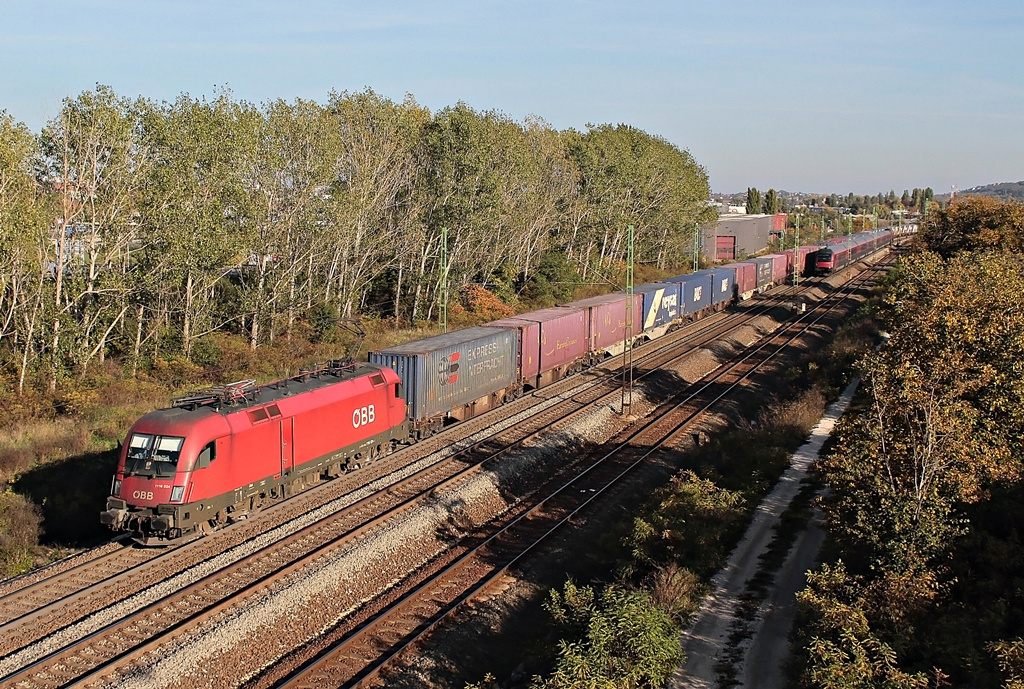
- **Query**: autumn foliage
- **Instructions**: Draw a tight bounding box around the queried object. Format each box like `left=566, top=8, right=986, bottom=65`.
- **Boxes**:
left=797, top=198, right=1024, bottom=687
left=915, top=195, right=1024, bottom=257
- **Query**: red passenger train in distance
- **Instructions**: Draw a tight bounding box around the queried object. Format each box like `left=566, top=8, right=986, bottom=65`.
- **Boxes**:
left=815, top=230, right=894, bottom=275
left=100, top=360, right=407, bottom=545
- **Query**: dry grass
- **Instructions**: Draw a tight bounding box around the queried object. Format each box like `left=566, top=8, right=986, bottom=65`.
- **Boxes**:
left=0, top=490, right=43, bottom=577
left=648, top=562, right=706, bottom=623
left=757, top=386, right=828, bottom=440
left=0, top=418, right=91, bottom=483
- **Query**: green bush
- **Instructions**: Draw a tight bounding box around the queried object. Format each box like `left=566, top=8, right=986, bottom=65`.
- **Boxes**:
left=626, top=470, right=746, bottom=577
left=533, top=581, right=683, bottom=689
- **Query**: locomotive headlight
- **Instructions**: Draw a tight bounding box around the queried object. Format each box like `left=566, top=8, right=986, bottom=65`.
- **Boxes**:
left=112, top=479, right=122, bottom=496
left=170, top=486, right=185, bottom=503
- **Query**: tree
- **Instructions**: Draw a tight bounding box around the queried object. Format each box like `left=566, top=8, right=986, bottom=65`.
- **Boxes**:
left=820, top=249, right=1024, bottom=571
left=420, top=103, right=537, bottom=318
left=0, top=85, right=724, bottom=395
left=36, top=86, right=152, bottom=384
left=764, top=188, right=780, bottom=214
left=796, top=562, right=929, bottom=689
left=138, top=91, right=253, bottom=358
left=746, top=187, right=763, bottom=214
left=234, top=97, right=339, bottom=347
left=566, top=125, right=711, bottom=277
left=0, top=112, right=50, bottom=393
left=804, top=231, right=1024, bottom=683
left=323, top=90, right=427, bottom=320
left=915, top=196, right=1024, bottom=258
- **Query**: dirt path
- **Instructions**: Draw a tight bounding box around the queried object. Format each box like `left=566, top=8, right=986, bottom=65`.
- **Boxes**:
left=668, top=378, right=859, bottom=689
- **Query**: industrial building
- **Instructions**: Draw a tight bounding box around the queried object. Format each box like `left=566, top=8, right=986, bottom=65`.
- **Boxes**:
left=703, top=213, right=786, bottom=262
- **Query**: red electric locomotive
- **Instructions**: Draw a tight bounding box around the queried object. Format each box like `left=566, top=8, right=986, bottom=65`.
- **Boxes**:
left=100, top=360, right=408, bottom=545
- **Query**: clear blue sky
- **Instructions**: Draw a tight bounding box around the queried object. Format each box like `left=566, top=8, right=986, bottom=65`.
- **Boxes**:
left=2, top=0, right=1021, bottom=195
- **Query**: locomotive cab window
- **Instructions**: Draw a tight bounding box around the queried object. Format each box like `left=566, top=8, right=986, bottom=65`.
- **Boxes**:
left=153, top=436, right=184, bottom=463
left=124, top=433, right=185, bottom=478
left=127, top=433, right=154, bottom=460
left=369, top=372, right=386, bottom=386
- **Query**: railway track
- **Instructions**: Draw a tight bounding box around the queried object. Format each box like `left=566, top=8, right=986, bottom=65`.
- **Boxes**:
left=0, top=286, right=801, bottom=688
left=0, top=279, right=802, bottom=653
left=261, top=249, right=897, bottom=688
left=0, top=254, right=890, bottom=688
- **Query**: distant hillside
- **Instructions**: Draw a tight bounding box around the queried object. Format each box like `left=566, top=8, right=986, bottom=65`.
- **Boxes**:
left=958, top=181, right=1024, bottom=201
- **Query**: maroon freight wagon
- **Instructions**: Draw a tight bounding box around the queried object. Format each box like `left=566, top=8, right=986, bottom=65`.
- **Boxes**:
left=763, top=254, right=789, bottom=285
left=784, top=245, right=819, bottom=279
left=721, top=262, right=757, bottom=300
left=563, top=292, right=645, bottom=359
left=488, top=307, right=588, bottom=389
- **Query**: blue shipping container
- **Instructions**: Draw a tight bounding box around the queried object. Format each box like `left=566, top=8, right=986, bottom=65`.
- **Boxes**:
left=668, top=268, right=734, bottom=309
left=669, top=272, right=714, bottom=316
left=635, top=283, right=681, bottom=332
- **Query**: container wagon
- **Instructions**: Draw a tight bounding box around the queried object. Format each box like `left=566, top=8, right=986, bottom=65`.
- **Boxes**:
left=667, top=271, right=714, bottom=320
left=369, top=326, right=518, bottom=437
left=722, top=262, right=757, bottom=300
left=563, top=292, right=645, bottom=359
left=487, top=307, right=588, bottom=390
left=762, top=254, right=789, bottom=286
left=745, top=257, right=776, bottom=292
left=635, top=282, right=682, bottom=339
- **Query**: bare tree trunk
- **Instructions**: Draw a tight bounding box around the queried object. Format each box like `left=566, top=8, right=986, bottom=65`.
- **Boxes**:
left=393, top=257, right=404, bottom=324
left=287, top=265, right=297, bottom=342
left=19, top=273, right=46, bottom=395
left=132, top=304, right=144, bottom=377
left=184, top=272, right=194, bottom=357
left=83, top=306, right=127, bottom=374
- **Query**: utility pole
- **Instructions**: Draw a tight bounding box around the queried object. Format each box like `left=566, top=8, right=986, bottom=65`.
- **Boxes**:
left=621, top=224, right=634, bottom=416
left=793, top=215, right=800, bottom=286
left=692, top=222, right=700, bottom=272
left=440, top=226, right=448, bottom=333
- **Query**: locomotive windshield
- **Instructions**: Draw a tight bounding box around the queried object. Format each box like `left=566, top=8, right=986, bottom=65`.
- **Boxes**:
left=124, top=433, right=185, bottom=478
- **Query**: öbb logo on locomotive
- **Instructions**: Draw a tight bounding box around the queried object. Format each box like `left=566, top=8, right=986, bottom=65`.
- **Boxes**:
left=352, top=405, right=376, bottom=428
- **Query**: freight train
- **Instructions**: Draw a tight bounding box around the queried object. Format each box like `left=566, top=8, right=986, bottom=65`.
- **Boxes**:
left=102, top=230, right=893, bottom=544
